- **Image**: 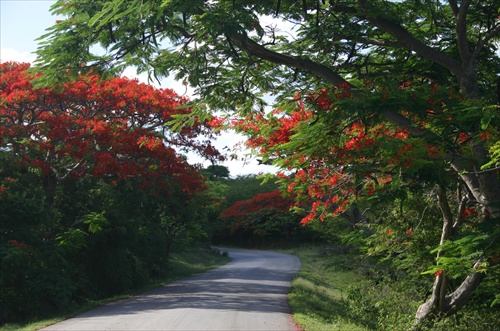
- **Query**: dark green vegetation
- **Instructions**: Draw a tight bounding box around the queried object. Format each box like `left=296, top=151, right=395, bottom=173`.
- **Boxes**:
left=217, top=174, right=500, bottom=329
left=0, top=147, right=227, bottom=325
left=218, top=180, right=500, bottom=329
left=0, top=249, right=229, bottom=331
left=210, top=172, right=319, bottom=247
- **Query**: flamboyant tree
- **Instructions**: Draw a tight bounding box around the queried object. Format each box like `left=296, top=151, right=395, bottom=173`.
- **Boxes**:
left=1, top=62, right=222, bottom=204
left=233, top=78, right=500, bottom=321
left=33, top=0, right=500, bottom=323
left=1, top=62, right=225, bottom=322
left=220, top=190, right=303, bottom=243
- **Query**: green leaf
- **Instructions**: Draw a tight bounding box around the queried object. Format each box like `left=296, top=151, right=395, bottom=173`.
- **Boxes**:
left=56, top=228, right=88, bottom=252
left=82, top=211, right=109, bottom=233
left=481, top=113, right=493, bottom=130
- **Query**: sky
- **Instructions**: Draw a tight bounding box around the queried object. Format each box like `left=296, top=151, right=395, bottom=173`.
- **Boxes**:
left=0, top=0, right=277, bottom=177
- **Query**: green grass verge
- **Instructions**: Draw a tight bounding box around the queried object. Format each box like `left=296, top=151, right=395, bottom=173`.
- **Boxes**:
left=281, top=246, right=374, bottom=331
left=280, top=245, right=500, bottom=331
left=1, top=248, right=230, bottom=331
left=282, top=245, right=421, bottom=330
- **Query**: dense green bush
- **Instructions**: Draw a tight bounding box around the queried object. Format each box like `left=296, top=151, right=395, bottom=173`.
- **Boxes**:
left=0, top=153, right=217, bottom=324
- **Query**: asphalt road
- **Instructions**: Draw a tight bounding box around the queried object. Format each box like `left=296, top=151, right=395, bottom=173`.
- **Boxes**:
left=42, top=248, right=301, bottom=330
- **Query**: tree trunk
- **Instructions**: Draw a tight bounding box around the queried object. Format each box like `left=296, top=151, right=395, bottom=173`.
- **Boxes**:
left=42, top=172, right=58, bottom=207
left=416, top=265, right=485, bottom=322
left=415, top=160, right=497, bottom=323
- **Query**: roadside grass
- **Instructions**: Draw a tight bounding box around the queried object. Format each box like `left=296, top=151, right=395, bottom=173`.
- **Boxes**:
left=281, top=246, right=374, bottom=331
left=281, top=245, right=500, bottom=331
left=281, top=245, right=421, bottom=331
left=0, top=248, right=230, bottom=331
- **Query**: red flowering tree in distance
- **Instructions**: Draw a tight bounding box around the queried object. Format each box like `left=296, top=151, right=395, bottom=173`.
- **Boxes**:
left=0, top=62, right=222, bottom=203
left=220, top=190, right=301, bottom=244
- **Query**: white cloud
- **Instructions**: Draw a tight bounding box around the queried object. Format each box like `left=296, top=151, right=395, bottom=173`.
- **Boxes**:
left=121, top=66, right=195, bottom=97
left=0, top=48, right=36, bottom=63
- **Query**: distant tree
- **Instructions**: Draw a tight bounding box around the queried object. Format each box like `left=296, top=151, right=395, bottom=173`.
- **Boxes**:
left=220, top=190, right=307, bottom=245
left=223, top=174, right=279, bottom=208
left=202, top=165, right=230, bottom=180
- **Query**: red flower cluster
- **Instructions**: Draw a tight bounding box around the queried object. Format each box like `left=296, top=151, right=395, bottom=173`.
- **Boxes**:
left=8, top=240, right=27, bottom=250
left=231, top=80, right=471, bottom=227
left=0, top=62, right=223, bottom=194
left=462, top=207, right=478, bottom=219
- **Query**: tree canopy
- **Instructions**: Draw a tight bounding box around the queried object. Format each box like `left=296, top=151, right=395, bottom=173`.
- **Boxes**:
left=0, top=62, right=225, bottom=323
left=33, top=0, right=500, bottom=324
left=1, top=62, right=223, bottom=201
left=35, top=1, right=500, bottom=100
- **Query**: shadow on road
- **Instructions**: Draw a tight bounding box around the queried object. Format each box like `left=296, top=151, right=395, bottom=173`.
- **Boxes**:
left=74, top=249, right=300, bottom=318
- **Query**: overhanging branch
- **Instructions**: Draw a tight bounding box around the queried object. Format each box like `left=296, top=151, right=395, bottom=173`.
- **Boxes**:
left=228, top=33, right=351, bottom=87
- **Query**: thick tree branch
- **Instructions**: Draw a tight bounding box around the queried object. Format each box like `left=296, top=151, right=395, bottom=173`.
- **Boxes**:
left=331, top=1, right=485, bottom=97
left=450, top=156, right=500, bottom=218
left=358, top=12, right=463, bottom=78
left=448, top=0, right=459, bottom=16
left=416, top=276, right=444, bottom=322
left=437, top=185, right=454, bottom=247
left=444, top=262, right=485, bottom=315
left=227, top=17, right=500, bottom=221
left=466, top=166, right=500, bottom=175
left=361, top=38, right=401, bottom=48
left=381, top=110, right=436, bottom=139
left=455, top=0, right=473, bottom=65
left=228, top=33, right=350, bottom=87
left=337, top=0, right=463, bottom=77
left=452, top=194, right=468, bottom=232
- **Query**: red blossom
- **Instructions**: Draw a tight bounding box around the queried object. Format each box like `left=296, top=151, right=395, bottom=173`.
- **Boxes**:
left=8, top=240, right=27, bottom=250
left=399, top=81, right=411, bottom=89
left=208, top=117, right=225, bottom=128
left=228, top=81, right=479, bottom=233
left=366, top=183, right=375, bottom=196
left=221, top=190, right=297, bottom=231
left=479, top=132, right=490, bottom=140
left=0, top=62, right=221, bottom=195
left=462, top=207, right=478, bottom=219
left=301, top=213, right=316, bottom=226
left=311, top=201, right=322, bottom=212
left=457, top=132, right=470, bottom=144
left=426, top=144, right=441, bottom=158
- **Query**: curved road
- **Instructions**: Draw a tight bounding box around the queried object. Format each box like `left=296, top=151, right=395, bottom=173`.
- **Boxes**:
left=42, top=248, right=301, bottom=330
